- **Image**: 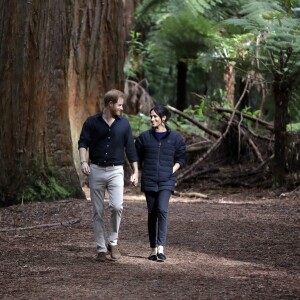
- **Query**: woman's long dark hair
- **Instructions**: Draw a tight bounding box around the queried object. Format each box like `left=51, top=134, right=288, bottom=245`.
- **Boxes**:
left=150, top=105, right=171, bottom=122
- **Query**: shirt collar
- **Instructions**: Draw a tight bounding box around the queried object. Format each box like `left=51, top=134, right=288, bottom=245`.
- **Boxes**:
left=98, top=113, right=121, bottom=121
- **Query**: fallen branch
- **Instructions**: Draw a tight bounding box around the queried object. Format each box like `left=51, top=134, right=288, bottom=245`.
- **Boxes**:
left=245, top=154, right=274, bottom=175
left=167, top=105, right=221, bottom=139
left=186, top=141, right=212, bottom=153
left=247, top=134, right=264, bottom=162
left=223, top=115, right=264, bottom=162
left=0, top=218, right=81, bottom=233
left=214, top=107, right=274, bottom=131
left=173, top=191, right=208, bottom=199
left=177, top=168, right=220, bottom=185
left=186, top=144, right=212, bottom=153
left=240, top=123, right=275, bottom=142
left=198, top=156, right=273, bottom=180
left=187, top=140, right=212, bottom=149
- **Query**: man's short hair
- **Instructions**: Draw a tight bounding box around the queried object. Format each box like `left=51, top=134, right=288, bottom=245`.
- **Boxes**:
left=104, top=89, right=126, bottom=106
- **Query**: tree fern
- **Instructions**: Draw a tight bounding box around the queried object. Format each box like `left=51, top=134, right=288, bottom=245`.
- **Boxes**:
left=224, top=0, right=300, bottom=60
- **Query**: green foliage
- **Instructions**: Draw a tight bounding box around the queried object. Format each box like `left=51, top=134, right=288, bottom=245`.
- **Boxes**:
left=241, top=107, right=261, bottom=118
left=158, top=9, right=218, bottom=59
left=131, top=0, right=300, bottom=122
left=124, top=31, right=152, bottom=79
left=16, top=177, right=72, bottom=204
left=146, top=4, right=219, bottom=62
left=287, top=123, right=300, bottom=132
left=214, top=33, right=256, bottom=70
left=289, top=81, right=300, bottom=122
left=240, top=107, right=261, bottom=126
left=0, top=155, right=78, bottom=206
left=133, top=0, right=221, bottom=104
left=223, top=1, right=300, bottom=67
left=167, top=105, right=207, bottom=135
left=183, top=103, right=206, bottom=122
left=125, top=113, right=151, bottom=138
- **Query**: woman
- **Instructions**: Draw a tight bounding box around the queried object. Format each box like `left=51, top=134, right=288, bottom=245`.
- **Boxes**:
left=135, top=105, right=186, bottom=261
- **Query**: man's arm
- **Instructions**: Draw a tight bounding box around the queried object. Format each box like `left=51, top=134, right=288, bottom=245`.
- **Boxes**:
left=79, top=147, right=90, bottom=176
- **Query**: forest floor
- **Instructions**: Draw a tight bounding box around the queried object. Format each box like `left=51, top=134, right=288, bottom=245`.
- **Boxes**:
left=0, top=186, right=299, bottom=300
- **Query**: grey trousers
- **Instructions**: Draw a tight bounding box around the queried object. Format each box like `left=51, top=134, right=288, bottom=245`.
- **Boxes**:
left=89, top=164, right=124, bottom=253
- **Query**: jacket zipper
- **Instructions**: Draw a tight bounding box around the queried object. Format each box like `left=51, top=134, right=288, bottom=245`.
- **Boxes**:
left=156, top=141, right=161, bottom=181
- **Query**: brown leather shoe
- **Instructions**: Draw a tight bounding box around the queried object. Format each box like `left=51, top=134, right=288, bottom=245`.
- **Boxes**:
left=96, top=252, right=107, bottom=262
left=108, top=244, right=121, bottom=260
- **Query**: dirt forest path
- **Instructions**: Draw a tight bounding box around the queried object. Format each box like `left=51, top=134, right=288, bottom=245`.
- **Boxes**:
left=0, top=188, right=299, bottom=299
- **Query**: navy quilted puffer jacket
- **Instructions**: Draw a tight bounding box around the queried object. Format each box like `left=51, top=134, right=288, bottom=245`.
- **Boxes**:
left=135, top=127, right=186, bottom=192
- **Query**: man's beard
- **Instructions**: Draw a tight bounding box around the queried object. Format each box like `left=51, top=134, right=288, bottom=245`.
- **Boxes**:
left=111, top=109, right=120, bottom=117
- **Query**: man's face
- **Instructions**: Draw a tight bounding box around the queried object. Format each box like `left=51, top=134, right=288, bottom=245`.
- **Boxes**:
left=110, top=97, right=124, bottom=116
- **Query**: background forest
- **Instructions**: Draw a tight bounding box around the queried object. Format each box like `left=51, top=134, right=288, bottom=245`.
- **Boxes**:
left=0, top=0, right=300, bottom=206
left=125, top=0, right=300, bottom=192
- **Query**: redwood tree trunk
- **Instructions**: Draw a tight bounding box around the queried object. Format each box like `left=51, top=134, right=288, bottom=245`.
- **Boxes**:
left=0, top=0, right=130, bottom=206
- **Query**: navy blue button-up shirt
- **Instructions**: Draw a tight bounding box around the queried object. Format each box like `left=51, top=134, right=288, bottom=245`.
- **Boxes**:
left=78, top=113, right=138, bottom=165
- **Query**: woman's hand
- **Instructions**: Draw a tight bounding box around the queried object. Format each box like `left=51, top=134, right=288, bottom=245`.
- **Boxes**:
left=130, top=172, right=139, bottom=187
left=172, top=163, right=181, bottom=174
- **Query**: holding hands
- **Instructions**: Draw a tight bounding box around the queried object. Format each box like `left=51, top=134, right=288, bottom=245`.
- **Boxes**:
left=130, top=172, right=139, bottom=187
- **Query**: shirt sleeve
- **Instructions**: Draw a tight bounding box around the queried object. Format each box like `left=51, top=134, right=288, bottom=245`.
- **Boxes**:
left=135, top=134, right=144, bottom=168
left=78, top=118, right=92, bottom=150
left=124, top=120, right=138, bottom=163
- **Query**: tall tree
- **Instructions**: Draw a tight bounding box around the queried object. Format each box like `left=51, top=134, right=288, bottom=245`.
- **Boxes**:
left=0, top=0, right=131, bottom=206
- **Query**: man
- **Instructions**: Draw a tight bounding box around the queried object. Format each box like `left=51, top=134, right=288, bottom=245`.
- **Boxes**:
left=78, top=89, right=139, bottom=262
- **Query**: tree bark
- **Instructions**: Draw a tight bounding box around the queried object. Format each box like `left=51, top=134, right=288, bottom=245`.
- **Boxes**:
left=0, top=0, right=129, bottom=206
left=272, top=79, right=289, bottom=187
left=176, top=60, right=187, bottom=111
left=271, top=48, right=293, bottom=187
left=224, top=63, right=235, bottom=107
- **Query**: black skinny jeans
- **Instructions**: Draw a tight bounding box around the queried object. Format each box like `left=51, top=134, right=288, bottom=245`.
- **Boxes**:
left=145, top=190, right=172, bottom=248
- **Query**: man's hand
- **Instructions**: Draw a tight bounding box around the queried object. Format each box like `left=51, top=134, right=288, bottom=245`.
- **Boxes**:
left=81, top=162, right=90, bottom=176
left=130, top=172, right=139, bottom=187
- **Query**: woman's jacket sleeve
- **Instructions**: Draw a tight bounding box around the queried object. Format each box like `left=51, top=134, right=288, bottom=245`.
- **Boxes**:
left=174, top=134, right=186, bottom=167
